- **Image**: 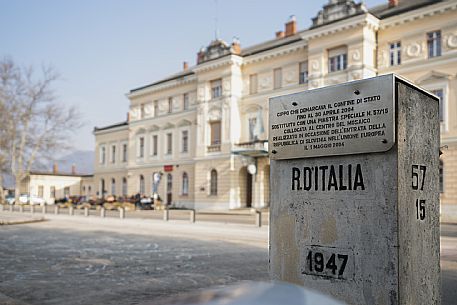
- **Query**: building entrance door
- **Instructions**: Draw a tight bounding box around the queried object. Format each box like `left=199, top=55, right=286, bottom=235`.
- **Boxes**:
left=166, top=174, right=172, bottom=205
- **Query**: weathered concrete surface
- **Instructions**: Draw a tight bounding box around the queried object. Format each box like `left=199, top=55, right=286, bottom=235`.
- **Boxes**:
left=0, top=217, right=268, bottom=305
left=0, top=213, right=45, bottom=225
left=269, top=77, right=440, bottom=305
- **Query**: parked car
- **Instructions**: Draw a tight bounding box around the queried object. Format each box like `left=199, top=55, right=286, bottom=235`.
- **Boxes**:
left=5, top=195, right=15, bottom=205
left=18, top=194, right=46, bottom=206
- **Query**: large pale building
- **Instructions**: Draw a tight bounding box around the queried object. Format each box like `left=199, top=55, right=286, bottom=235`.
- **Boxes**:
left=91, top=0, right=457, bottom=210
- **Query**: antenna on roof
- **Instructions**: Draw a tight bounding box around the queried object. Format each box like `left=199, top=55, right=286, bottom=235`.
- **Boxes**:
left=214, top=0, right=219, bottom=40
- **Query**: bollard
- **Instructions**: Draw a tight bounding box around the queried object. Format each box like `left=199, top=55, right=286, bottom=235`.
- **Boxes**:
left=100, top=207, right=105, bottom=218
left=30, top=205, right=35, bottom=214
left=69, top=206, right=74, bottom=216
left=255, top=210, right=262, bottom=227
left=54, top=205, right=59, bottom=215
left=119, top=207, right=125, bottom=219
left=42, top=205, right=46, bottom=214
left=163, top=207, right=169, bottom=221
left=19, top=205, right=24, bottom=213
left=9, top=204, right=13, bottom=212
left=190, top=209, right=196, bottom=223
left=0, top=204, right=3, bottom=211
left=84, top=207, right=89, bottom=217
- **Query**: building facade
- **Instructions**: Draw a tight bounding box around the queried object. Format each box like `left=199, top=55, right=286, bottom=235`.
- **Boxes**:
left=93, top=0, right=457, bottom=210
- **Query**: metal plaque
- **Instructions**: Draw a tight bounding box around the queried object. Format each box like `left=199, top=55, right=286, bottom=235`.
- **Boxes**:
left=269, top=74, right=395, bottom=160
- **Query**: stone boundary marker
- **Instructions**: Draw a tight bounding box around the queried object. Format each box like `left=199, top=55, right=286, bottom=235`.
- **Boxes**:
left=269, top=74, right=441, bottom=305
left=0, top=217, right=45, bottom=226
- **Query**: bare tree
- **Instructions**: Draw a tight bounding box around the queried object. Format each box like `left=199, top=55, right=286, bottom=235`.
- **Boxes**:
left=0, top=57, right=81, bottom=204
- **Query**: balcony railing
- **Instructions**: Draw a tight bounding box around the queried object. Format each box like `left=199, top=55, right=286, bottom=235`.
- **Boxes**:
left=232, top=140, right=269, bottom=157
left=207, top=144, right=221, bottom=153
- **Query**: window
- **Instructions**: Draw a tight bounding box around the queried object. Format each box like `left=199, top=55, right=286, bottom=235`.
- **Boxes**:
left=249, top=117, right=257, bottom=141
left=431, top=89, right=444, bottom=122
left=38, top=185, right=44, bottom=198
left=111, top=178, right=116, bottom=195
left=274, top=68, right=282, bottom=89
left=140, top=103, right=145, bottom=119
left=139, top=175, right=145, bottom=194
left=183, top=93, right=189, bottom=110
left=138, top=137, right=145, bottom=158
left=439, top=160, right=444, bottom=193
left=100, top=146, right=106, bottom=164
left=210, top=169, right=217, bottom=195
left=249, top=74, right=258, bottom=94
left=122, top=177, right=127, bottom=196
left=210, top=121, right=221, bottom=145
left=122, top=143, right=127, bottom=162
left=154, top=100, right=159, bottom=117
left=299, top=61, right=308, bottom=84
left=211, top=79, right=222, bottom=99
left=329, top=54, right=347, bottom=72
left=182, top=130, right=189, bottom=153
left=88, top=186, right=91, bottom=195
left=64, top=187, right=70, bottom=197
left=50, top=186, right=56, bottom=198
left=100, top=179, right=105, bottom=197
left=152, top=135, right=158, bottom=156
left=111, top=145, right=116, bottom=164
left=182, top=172, right=189, bottom=195
left=390, top=42, right=401, bottom=66
left=427, top=30, right=441, bottom=58
left=167, top=133, right=173, bottom=154
left=168, top=97, right=173, bottom=113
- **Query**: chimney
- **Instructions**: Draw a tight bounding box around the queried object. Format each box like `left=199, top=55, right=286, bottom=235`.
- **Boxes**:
left=53, top=162, right=58, bottom=174
left=276, top=30, right=285, bottom=39
left=71, top=164, right=76, bottom=175
left=197, top=48, right=205, bottom=64
left=231, top=37, right=241, bottom=55
left=285, top=15, right=297, bottom=37
left=183, top=61, right=189, bottom=71
left=127, top=112, right=130, bottom=122
left=388, top=0, right=399, bottom=7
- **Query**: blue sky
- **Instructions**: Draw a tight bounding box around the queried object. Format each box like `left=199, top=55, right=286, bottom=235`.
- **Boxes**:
left=1, top=0, right=385, bottom=151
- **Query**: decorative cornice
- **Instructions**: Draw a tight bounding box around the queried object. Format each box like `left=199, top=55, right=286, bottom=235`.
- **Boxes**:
left=301, top=13, right=379, bottom=41
left=126, top=74, right=197, bottom=99
left=243, top=41, right=306, bottom=65
left=380, top=1, right=457, bottom=30
left=192, top=55, right=243, bottom=73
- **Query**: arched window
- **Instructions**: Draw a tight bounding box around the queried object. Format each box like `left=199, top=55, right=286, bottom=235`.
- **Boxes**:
left=88, top=186, right=92, bottom=195
left=440, top=160, right=444, bottom=193
left=182, top=172, right=189, bottom=195
left=111, top=178, right=116, bottom=195
left=210, top=169, right=217, bottom=195
left=122, top=177, right=127, bottom=196
left=139, top=175, right=145, bottom=195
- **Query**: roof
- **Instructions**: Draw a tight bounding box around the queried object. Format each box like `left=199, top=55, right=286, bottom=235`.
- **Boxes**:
left=127, top=0, right=445, bottom=94
left=93, top=121, right=128, bottom=132
left=29, top=171, right=87, bottom=178
left=369, top=0, right=445, bottom=19
left=129, top=70, right=195, bottom=93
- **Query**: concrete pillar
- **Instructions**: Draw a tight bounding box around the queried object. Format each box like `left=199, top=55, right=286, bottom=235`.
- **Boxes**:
left=255, top=210, right=262, bottom=227
left=190, top=209, right=196, bottom=223
left=9, top=204, right=13, bottom=212
left=19, top=205, right=24, bottom=213
left=30, top=205, right=35, bottom=214
left=84, top=207, right=89, bottom=217
left=163, top=207, right=169, bottom=221
left=0, top=204, right=3, bottom=211
left=69, top=206, right=74, bottom=216
left=268, top=75, right=441, bottom=305
left=42, top=205, right=46, bottom=214
left=54, top=206, right=59, bottom=215
left=100, top=207, right=105, bottom=218
left=119, top=207, right=125, bottom=219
